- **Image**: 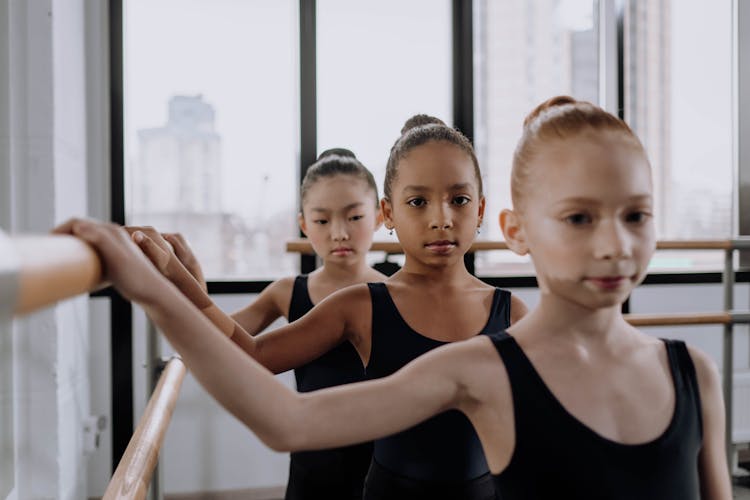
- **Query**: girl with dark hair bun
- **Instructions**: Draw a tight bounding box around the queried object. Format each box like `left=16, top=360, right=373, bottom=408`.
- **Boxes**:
left=75, top=113, right=530, bottom=499
left=125, top=149, right=384, bottom=500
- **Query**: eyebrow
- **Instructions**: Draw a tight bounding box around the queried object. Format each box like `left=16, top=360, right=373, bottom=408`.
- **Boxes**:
left=553, top=194, right=653, bottom=206
left=309, top=202, right=365, bottom=213
left=402, top=183, right=474, bottom=193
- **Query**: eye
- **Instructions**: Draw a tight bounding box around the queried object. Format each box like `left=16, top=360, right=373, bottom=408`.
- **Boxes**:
left=349, top=215, right=364, bottom=222
left=564, top=213, right=592, bottom=226
left=407, top=198, right=426, bottom=208
left=625, top=210, right=651, bottom=224
left=452, top=195, right=471, bottom=206
left=314, top=219, right=328, bottom=225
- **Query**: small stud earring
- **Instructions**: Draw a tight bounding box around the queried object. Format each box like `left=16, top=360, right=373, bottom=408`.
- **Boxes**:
left=476, top=228, right=481, bottom=235
left=389, top=228, right=394, bottom=236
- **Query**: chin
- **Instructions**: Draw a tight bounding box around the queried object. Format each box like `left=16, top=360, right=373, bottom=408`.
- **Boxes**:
left=585, top=294, right=629, bottom=311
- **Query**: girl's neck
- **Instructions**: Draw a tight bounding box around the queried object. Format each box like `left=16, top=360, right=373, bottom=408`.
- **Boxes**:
left=518, top=293, right=632, bottom=347
left=316, top=258, right=375, bottom=285
left=395, top=258, right=478, bottom=288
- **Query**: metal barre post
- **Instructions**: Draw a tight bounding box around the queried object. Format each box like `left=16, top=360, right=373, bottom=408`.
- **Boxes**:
left=723, top=248, right=734, bottom=470
left=145, top=320, right=163, bottom=500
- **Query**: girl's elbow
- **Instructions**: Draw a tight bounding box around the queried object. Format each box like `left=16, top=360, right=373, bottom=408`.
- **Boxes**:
left=263, top=433, right=294, bottom=452
left=262, top=425, right=307, bottom=452
left=254, top=404, right=307, bottom=452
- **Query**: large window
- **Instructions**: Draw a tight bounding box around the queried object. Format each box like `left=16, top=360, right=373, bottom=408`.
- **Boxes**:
left=473, top=0, right=599, bottom=275
left=122, top=0, right=737, bottom=280
left=473, top=0, right=734, bottom=275
left=124, top=0, right=299, bottom=280
left=317, top=0, right=453, bottom=249
left=624, top=0, right=733, bottom=270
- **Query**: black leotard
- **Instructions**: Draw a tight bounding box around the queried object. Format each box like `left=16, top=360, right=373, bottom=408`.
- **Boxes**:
left=489, top=331, right=703, bottom=500
left=285, top=276, right=373, bottom=500
left=363, top=282, right=511, bottom=499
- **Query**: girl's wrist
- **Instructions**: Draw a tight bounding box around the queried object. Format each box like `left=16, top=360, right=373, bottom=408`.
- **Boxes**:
left=200, top=303, right=236, bottom=338
left=166, top=257, right=212, bottom=308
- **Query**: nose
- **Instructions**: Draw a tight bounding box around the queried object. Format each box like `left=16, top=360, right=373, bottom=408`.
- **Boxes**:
left=330, top=218, right=349, bottom=242
left=430, top=202, right=453, bottom=230
left=593, top=219, right=631, bottom=260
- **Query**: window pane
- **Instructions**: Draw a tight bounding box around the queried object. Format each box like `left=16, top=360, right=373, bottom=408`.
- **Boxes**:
left=625, top=0, right=733, bottom=240
left=625, top=0, right=733, bottom=271
left=473, top=0, right=599, bottom=275
left=317, top=0, right=452, bottom=248
left=124, top=0, right=299, bottom=280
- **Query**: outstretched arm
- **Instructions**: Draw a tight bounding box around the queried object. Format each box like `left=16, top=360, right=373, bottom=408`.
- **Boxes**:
left=56, top=218, right=471, bottom=451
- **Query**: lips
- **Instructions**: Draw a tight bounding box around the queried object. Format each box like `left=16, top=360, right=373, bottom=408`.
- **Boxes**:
left=331, top=247, right=353, bottom=256
left=425, top=240, right=457, bottom=254
left=586, top=276, right=628, bottom=290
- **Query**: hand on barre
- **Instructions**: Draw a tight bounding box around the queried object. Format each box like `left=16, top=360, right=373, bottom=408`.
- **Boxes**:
left=124, top=224, right=240, bottom=339
left=125, top=226, right=207, bottom=293
left=53, top=218, right=169, bottom=306
left=162, top=232, right=207, bottom=292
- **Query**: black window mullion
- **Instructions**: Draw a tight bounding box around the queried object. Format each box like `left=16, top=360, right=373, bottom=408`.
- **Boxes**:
left=453, top=0, right=475, bottom=275
left=299, top=0, right=317, bottom=275
left=108, top=0, right=134, bottom=474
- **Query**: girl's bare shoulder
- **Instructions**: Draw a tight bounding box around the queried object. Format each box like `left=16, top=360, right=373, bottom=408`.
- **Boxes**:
left=684, top=344, right=721, bottom=395
left=442, top=335, right=511, bottom=403
left=262, top=276, right=296, bottom=307
left=316, top=282, right=373, bottom=313
left=365, top=267, right=388, bottom=282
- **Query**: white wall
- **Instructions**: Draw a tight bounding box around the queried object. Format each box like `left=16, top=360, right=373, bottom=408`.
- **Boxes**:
left=0, top=0, right=97, bottom=498
left=0, top=231, right=17, bottom=499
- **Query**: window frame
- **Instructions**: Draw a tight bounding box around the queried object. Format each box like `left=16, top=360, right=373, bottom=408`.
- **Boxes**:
left=107, top=0, right=748, bottom=473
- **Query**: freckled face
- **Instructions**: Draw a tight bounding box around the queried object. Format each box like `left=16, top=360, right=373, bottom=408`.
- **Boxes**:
left=300, top=175, right=379, bottom=264
left=517, top=133, right=656, bottom=310
left=382, top=141, right=485, bottom=270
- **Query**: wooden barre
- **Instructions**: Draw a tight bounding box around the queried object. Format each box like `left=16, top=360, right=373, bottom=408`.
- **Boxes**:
left=286, top=239, right=509, bottom=254
left=11, top=235, right=103, bottom=315
left=285, top=238, right=741, bottom=254
left=624, top=312, right=734, bottom=327
left=103, top=357, right=186, bottom=500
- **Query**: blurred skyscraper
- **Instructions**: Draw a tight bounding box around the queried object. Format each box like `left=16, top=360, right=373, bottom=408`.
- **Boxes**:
left=129, top=95, right=248, bottom=277
left=133, top=95, right=222, bottom=213
left=474, top=0, right=598, bottom=262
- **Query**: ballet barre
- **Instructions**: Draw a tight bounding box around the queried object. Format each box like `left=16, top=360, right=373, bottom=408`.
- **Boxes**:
left=6, top=234, right=103, bottom=315
left=285, top=238, right=745, bottom=254
left=103, top=356, right=186, bottom=500
left=625, top=311, right=750, bottom=327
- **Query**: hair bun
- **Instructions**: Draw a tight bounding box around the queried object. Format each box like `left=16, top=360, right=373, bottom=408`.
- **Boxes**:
left=318, top=148, right=356, bottom=160
left=523, top=95, right=579, bottom=128
left=400, top=114, right=446, bottom=135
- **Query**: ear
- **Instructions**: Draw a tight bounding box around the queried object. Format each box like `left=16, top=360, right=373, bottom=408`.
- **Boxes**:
left=374, top=206, right=384, bottom=231
left=499, top=209, right=529, bottom=256
left=298, top=212, right=308, bottom=237
left=380, top=198, right=394, bottom=230
left=477, top=196, right=486, bottom=228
